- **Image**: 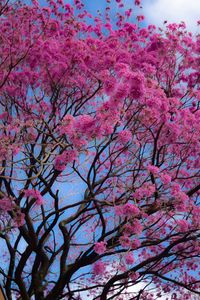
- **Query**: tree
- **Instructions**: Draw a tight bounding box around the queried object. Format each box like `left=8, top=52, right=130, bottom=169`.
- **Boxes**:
left=0, top=0, right=200, bottom=299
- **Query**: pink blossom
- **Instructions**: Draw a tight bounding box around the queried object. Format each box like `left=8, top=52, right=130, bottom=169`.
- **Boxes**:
left=127, top=72, right=145, bottom=98
left=133, top=184, right=156, bottom=200
left=54, top=149, right=77, bottom=171
left=130, top=271, right=139, bottom=281
left=104, top=78, right=117, bottom=95
left=125, top=9, right=132, bottom=18
left=59, top=114, right=75, bottom=135
left=0, top=112, right=8, bottom=120
left=160, top=173, right=171, bottom=184
left=93, top=261, right=105, bottom=275
left=74, top=115, right=97, bottom=138
left=0, top=197, right=13, bottom=212
left=131, top=219, right=143, bottom=235
left=171, top=183, right=181, bottom=194
left=54, top=154, right=66, bottom=171
left=118, top=263, right=127, bottom=273
left=94, top=241, right=107, bottom=255
left=176, top=219, right=189, bottom=232
left=147, top=165, right=159, bottom=175
left=137, top=15, right=145, bottom=22
left=102, top=124, right=114, bottom=135
left=124, top=223, right=135, bottom=235
left=14, top=211, right=25, bottom=227
left=12, top=147, right=20, bottom=156
left=114, top=84, right=129, bottom=100
left=119, top=235, right=131, bottom=248
left=192, top=205, right=200, bottom=226
left=131, top=238, right=141, bottom=249
left=115, top=205, right=123, bottom=216
left=24, top=189, right=43, bottom=205
left=122, top=203, right=140, bottom=217
left=125, top=253, right=134, bottom=264
left=173, top=191, right=189, bottom=212
left=118, top=130, right=132, bottom=144
left=114, top=63, right=130, bottom=75
left=115, top=203, right=140, bottom=218
left=135, top=0, right=141, bottom=5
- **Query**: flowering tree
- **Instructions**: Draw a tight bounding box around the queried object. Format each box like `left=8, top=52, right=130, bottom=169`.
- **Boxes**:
left=0, top=0, right=200, bottom=299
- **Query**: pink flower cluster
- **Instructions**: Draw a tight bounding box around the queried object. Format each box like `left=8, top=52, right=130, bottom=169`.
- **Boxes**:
left=176, top=219, right=189, bottom=232
left=171, top=184, right=189, bottom=212
left=133, top=183, right=155, bottom=200
left=59, top=114, right=75, bottom=135
left=135, top=0, right=141, bottom=5
left=104, top=77, right=117, bottom=95
left=123, top=203, right=140, bottom=216
left=192, top=205, right=200, bottom=227
left=131, top=238, right=141, bottom=249
left=115, top=203, right=140, bottom=217
left=59, top=112, right=118, bottom=148
left=0, top=197, right=25, bottom=228
left=147, top=164, right=159, bottom=175
left=94, top=241, right=107, bottom=255
left=114, top=83, right=129, bottom=101
left=93, top=261, right=105, bottom=275
left=119, top=221, right=143, bottom=249
left=160, top=173, right=171, bottom=184
left=24, top=189, right=43, bottom=205
left=127, top=72, right=145, bottom=98
left=54, top=149, right=77, bottom=171
left=123, top=219, right=143, bottom=235
left=125, top=253, right=134, bottom=265
left=74, top=115, right=97, bottom=139
left=131, top=219, right=143, bottom=235
left=147, top=165, right=172, bottom=185
left=119, top=235, right=131, bottom=248
left=96, top=101, right=120, bottom=136
left=118, top=130, right=132, bottom=144
left=130, top=271, right=139, bottom=281
left=14, top=211, right=25, bottom=227
left=0, top=197, right=13, bottom=212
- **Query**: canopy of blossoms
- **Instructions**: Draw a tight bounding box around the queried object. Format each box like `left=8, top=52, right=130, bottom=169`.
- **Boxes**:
left=0, top=0, right=199, bottom=299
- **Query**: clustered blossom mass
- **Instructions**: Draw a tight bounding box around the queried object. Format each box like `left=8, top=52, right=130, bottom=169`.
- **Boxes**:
left=0, top=0, right=199, bottom=299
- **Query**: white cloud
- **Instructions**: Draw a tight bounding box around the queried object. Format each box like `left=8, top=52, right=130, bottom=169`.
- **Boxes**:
left=143, top=0, right=200, bottom=32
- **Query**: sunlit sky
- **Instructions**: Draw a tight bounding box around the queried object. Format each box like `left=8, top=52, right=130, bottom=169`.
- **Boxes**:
left=68, top=0, right=200, bottom=32
left=143, top=0, right=200, bottom=32
left=35, top=0, right=200, bottom=32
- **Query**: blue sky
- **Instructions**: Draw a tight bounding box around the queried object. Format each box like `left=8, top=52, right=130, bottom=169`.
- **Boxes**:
left=79, top=0, right=200, bottom=33
left=35, top=0, right=200, bottom=32
left=143, top=0, right=200, bottom=33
